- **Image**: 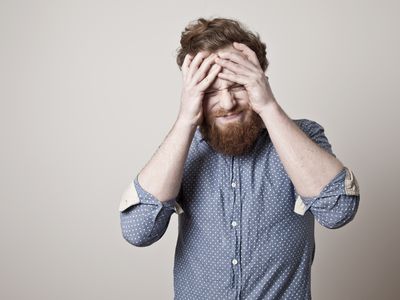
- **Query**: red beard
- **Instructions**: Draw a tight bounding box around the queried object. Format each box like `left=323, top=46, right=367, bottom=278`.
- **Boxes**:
left=199, top=104, right=265, bottom=156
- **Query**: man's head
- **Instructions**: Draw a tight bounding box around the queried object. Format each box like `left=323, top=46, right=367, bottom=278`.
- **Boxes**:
left=176, top=17, right=269, bottom=156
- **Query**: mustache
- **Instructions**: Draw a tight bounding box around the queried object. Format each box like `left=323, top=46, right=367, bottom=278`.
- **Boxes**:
left=213, top=109, right=243, bottom=118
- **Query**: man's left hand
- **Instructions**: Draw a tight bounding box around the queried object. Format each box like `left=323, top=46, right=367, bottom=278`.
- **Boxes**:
left=215, top=42, right=277, bottom=115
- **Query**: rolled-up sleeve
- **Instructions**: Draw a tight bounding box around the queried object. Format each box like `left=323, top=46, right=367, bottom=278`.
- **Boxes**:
left=294, top=166, right=360, bottom=229
left=119, top=175, right=184, bottom=247
left=293, top=119, right=360, bottom=229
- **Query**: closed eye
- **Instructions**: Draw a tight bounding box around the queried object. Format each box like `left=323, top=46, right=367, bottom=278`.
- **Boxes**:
left=231, top=86, right=245, bottom=91
left=204, top=85, right=245, bottom=97
left=204, top=91, right=217, bottom=97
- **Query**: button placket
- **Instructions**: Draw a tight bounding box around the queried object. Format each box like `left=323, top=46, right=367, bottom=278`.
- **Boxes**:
left=229, top=155, right=243, bottom=294
left=230, top=182, right=238, bottom=230
left=231, top=180, right=238, bottom=228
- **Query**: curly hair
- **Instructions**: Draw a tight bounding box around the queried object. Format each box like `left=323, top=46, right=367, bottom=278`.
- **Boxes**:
left=176, top=17, right=269, bottom=72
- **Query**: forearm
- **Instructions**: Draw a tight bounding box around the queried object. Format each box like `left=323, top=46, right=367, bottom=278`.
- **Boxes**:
left=137, top=118, right=196, bottom=202
left=259, top=101, right=344, bottom=198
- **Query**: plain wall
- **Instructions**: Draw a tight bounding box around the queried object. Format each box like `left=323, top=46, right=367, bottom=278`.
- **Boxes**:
left=1, top=0, right=399, bottom=299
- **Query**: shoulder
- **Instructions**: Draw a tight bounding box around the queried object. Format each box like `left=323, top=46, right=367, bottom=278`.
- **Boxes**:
left=292, top=118, right=326, bottom=137
left=293, top=118, right=336, bottom=156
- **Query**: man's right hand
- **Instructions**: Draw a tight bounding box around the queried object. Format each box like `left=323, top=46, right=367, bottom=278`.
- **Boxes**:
left=177, top=51, right=222, bottom=127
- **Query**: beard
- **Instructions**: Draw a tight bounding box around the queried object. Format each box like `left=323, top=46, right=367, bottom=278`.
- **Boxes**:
left=199, top=104, right=266, bottom=156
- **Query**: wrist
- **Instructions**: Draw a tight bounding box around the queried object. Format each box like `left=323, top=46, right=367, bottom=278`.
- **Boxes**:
left=258, top=99, right=280, bottom=117
left=175, top=116, right=198, bottom=131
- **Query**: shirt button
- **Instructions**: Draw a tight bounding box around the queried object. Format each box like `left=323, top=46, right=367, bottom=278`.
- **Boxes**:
left=231, top=182, right=236, bottom=188
left=231, top=221, right=237, bottom=227
left=232, top=259, right=238, bottom=265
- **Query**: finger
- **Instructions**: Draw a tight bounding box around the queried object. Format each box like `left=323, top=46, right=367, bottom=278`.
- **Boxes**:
left=215, top=57, right=253, bottom=76
left=213, top=67, right=236, bottom=85
left=187, top=51, right=210, bottom=80
left=198, top=63, right=222, bottom=91
left=217, top=71, right=248, bottom=85
left=217, top=51, right=258, bottom=72
left=232, top=42, right=261, bottom=68
left=182, top=53, right=193, bottom=77
left=192, top=53, right=218, bottom=84
left=219, top=66, right=235, bottom=77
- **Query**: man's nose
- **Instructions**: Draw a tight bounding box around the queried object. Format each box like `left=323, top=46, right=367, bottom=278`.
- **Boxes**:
left=219, top=90, right=237, bottom=112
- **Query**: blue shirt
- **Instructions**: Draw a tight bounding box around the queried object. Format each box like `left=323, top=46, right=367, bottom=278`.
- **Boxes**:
left=119, top=118, right=360, bottom=300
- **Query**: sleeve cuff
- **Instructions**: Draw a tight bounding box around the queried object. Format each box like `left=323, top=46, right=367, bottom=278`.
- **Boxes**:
left=293, top=166, right=358, bottom=215
left=119, top=179, right=140, bottom=212
left=119, top=175, right=184, bottom=214
left=344, top=167, right=360, bottom=196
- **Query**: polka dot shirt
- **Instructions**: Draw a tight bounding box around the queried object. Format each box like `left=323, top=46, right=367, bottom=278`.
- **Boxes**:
left=120, top=118, right=360, bottom=300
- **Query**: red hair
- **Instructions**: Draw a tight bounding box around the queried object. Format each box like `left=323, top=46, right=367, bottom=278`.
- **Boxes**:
left=176, top=17, right=269, bottom=72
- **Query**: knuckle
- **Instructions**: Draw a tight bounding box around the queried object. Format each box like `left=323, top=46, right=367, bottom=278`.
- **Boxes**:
left=206, top=54, right=216, bottom=61
left=184, top=80, right=192, bottom=89
left=187, top=82, right=195, bottom=90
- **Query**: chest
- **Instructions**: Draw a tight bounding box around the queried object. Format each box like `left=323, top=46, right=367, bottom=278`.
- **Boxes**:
left=180, top=146, right=297, bottom=224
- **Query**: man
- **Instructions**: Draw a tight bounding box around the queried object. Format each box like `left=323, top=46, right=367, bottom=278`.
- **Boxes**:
left=119, top=17, right=360, bottom=299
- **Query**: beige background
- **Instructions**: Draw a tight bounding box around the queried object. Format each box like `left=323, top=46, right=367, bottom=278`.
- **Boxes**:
left=1, top=0, right=399, bottom=299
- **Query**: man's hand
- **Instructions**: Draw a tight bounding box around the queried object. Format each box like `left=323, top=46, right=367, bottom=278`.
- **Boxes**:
left=178, top=51, right=221, bottom=127
left=215, top=42, right=276, bottom=115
